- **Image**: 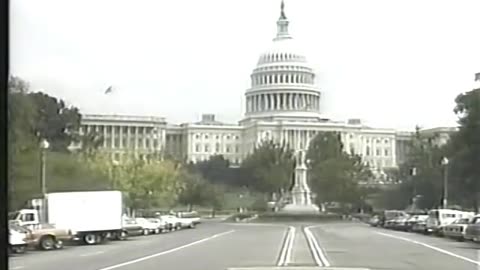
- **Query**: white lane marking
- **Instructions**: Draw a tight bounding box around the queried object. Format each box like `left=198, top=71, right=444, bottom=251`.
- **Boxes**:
left=305, top=226, right=331, bottom=267
left=304, top=227, right=322, bottom=266
left=277, top=226, right=295, bottom=266
left=96, top=230, right=235, bottom=270
left=376, top=232, right=480, bottom=266
left=80, top=251, right=106, bottom=257
left=284, top=226, right=295, bottom=265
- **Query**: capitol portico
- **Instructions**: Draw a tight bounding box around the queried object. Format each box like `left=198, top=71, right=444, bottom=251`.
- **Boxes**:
left=71, top=1, right=458, bottom=179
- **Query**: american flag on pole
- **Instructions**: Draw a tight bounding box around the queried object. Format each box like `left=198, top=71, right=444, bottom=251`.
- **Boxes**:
left=104, top=86, right=113, bottom=94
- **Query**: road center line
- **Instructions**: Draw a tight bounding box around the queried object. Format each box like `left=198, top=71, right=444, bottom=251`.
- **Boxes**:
left=305, top=226, right=331, bottom=267
left=376, top=232, right=480, bottom=266
left=304, top=227, right=322, bottom=266
left=96, top=230, right=235, bottom=270
left=277, top=226, right=295, bottom=266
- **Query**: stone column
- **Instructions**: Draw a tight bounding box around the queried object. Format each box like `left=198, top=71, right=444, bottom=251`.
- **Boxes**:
left=135, top=126, right=139, bottom=150
left=275, top=94, right=282, bottom=110
left=111, top=126, right=115, bottom=149
left=119, top=126, right=123, bottom=149
left=269, top=94, right=273, bottom=111
left=103, top=125, right=107, bottom=148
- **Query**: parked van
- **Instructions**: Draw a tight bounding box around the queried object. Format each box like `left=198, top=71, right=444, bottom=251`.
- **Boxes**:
left=426, top=209, right=474, bottom=234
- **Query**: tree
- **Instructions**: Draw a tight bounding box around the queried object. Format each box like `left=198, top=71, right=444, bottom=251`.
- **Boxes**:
left=84, top=152, right=184, bottom=214
left=306, top=132, right=372, bottom=211
left=240, top=140, right=295, bottom=194
left=448, top=88, right=480, bottom=211
left=177, top=173, right=224, bottom=211
left=194, top=155, right=232, bottom=185
left=29, top=92, right=82, bottom=152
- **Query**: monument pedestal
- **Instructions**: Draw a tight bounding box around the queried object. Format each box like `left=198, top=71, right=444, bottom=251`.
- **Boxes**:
left=279, top=150, right=321, bottom=215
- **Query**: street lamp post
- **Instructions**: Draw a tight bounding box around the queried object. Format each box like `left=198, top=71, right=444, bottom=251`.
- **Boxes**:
left=441, top=157, right=449, bottom=209
left=39, top=139, right=50, bottom=197
left=39, top=139, right=50, bottom=223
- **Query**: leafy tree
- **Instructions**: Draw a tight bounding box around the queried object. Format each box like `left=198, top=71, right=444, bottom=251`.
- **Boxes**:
left=448, top=88, right=480, bottom=211
left=177, top=172, right=224, bottom=211
left=194, top=155, right=232, bottom=184
left=84, top=152, right=184, bottom=212
left=240, top=140, right=295, bottom=194
left=29, top=92, right=82, bottom=152
left=306, top=131, right=372, bottom=211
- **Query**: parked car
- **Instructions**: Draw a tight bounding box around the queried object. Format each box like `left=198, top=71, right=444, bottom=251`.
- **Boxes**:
left=9, top=225, right=29, bottom=254
left=161, top=215, right=182, bottom=231
left=22, top=223, right=71, bottom=250
left=177, top=211, right=201, bottom=225
left=392, top=215, right=411, bottom=231
left=465, top=215, right=480, bottom=242
left=412, top=217, right=429, bottom=233
left=148, top=218, right=168, bottom=233
left=426, top=209, right=474, bottom=235
left=443, top=218, right=471, bottom=241
left=117, top=217, right=143, bottom=239
left=135, top=217, right=161, bottom=235
left=405, top=215, right=428, bottom=232
left=368, top=215, right=380, bottom=227
left=380, top=210, right=408, bottom=228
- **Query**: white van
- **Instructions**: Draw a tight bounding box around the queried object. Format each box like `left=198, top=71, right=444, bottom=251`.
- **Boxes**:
left=426, top=209, right=474, bottom=234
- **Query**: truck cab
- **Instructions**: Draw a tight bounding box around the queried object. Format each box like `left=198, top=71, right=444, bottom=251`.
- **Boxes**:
left=9, top=209, right=41, bottom=228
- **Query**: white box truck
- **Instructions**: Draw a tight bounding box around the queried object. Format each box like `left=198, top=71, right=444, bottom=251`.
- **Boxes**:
left=9, top=190, right=125, bottom=245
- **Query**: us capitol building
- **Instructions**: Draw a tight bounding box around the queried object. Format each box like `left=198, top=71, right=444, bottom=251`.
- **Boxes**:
left=71, top=2, right=459, bottom=180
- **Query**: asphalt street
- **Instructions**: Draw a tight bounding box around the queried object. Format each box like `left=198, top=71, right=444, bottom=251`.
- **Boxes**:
left=9, top=220, right=480, bottom=270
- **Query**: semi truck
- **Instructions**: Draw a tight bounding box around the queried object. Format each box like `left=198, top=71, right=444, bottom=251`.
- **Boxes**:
left=9, top=190, right=125, bottom=245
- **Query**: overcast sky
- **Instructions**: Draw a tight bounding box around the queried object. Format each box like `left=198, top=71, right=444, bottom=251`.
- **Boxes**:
left=10, top=0, right=480, bottom=130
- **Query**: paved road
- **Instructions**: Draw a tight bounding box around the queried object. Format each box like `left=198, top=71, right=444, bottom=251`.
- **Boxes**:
left=9, top=221, right=480, bottom=270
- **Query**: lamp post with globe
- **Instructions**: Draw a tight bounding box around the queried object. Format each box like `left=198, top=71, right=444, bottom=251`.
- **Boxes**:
left=440, top=157, right=449, bottom=209
left=39, top=138, right=50, bottom=223
left=39, top=139, right=50, bottom=198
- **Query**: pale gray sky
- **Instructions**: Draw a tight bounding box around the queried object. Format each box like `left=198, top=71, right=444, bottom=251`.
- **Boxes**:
left=10, top=0, right=480, bottom=130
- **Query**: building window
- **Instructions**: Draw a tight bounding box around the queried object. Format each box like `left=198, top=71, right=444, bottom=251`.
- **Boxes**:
left=366, top=146, right=370, bottom=156
left=376, top=148, right=381, bottom=156
left=215, top=143, right=220, bottom=152
left=384, top=149, right=389, bottom=156
left=205, top=134, right=209, bottom=139
left=195, top=134, right=200, bottom=139
left=226, top=135, right=231, bottom=140
left=349, top=134, right=353, bottom=139
left=226, top=145, right=231, bottom=153
left=235, top=145, right=239, bottom=153
left=235, top=135, right=239, bottom=140
left=195, top=144, right=200, bottom=153
left=384, top=139, right=389, bottom=144
left=216, top=135, right=219, bottom=139
left=376, top=139, right=380, bottom=143
left=205, top=144, right=210, bottom=153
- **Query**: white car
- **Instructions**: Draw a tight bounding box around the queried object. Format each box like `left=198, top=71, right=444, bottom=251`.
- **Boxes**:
left=161, top=215, right=184, bottom=230
left=135, top=218, right=161, bottom=235
left=9, top=227, right=29, bottom=254
left=147, top=218, right=169, bottom=233
left=177, top=211, right=201, bottom=225
left=443, top=218, right=471, bottom=241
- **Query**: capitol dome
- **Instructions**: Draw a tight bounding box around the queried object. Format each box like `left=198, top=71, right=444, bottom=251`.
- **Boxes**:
left=243, top=1, right=324, bottom=123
